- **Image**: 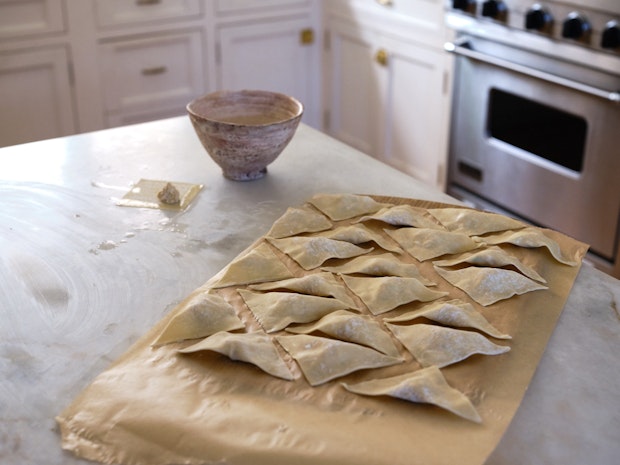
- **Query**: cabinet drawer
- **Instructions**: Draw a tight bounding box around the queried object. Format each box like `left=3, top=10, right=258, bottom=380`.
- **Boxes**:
left=99, top=30, right=205, bottom=115
left=95, top=0, right=202, bottom=28
left=215, top=0, right=309, bottom=15
left=0, top=0, right=65, bottom=39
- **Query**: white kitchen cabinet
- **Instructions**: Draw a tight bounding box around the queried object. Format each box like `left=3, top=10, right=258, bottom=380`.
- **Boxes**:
left=0, top=46, right=76, bottom=147
left=216, top=16, right=320, bottom=127
left=0, top=0, right=65, bottom=40
left=323, top=1, right=451, bottom=189
left=94, top=0, right=202, bottom=29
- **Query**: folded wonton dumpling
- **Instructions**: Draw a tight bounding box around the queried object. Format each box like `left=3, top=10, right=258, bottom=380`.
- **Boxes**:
left=316, top=224, right=402, bottom=254
left=474, top=227, right=578, bottom=266
left=248, top=272, right=359, bottom=309
left=308, top=193, right=390, bottom=221
left=322, top=253, right=435, bottom=286
left=238, top=289, right=351, bottom=333
left=276, top=334, right=403, bottom=386
left=268, top=236, right=373, bottom=270
left=428, top=207, right=526, bottom=236
left=433, top=247, right=546, bottom=283
left=434, top=266, right=548, bottom=306
left=342, top=276, right=448, bottom=315
left=386, top=323, right=510, bottom=368
left=356, top=204, right=444, bottom=229
left=285, top=310, right=401, bottom=357
left=342, top=366, right=481, bottom=423
left=385, top=227, right=481, bottom=261
left=383, top=299, right=511, bottom=340
left=266, top=206, right=332, bottom=239
left=179, top=331, right=295, bottom=380
left=153, top=293, right=245, bottom=346
left=211, top=242, right=294, bottom=288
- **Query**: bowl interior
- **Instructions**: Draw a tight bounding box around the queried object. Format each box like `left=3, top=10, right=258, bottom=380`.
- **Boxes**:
left=187, top=90, right=303, bottom=126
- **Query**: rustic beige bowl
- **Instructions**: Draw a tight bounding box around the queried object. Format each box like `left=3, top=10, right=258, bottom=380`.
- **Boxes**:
left=187, top=90, right=303, bottom=181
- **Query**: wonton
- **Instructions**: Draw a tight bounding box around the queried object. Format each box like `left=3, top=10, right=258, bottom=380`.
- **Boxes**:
left=386, top=227, right=481, bottom=261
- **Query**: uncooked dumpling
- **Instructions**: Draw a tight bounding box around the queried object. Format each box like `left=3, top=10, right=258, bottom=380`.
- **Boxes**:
left=386, top=323, right=510, bottom=368
left=308, top=193, right=390, bottom=221
left=179, top=331, right=295, bottom=381
left=342, top=366, right=481, bottom=423
left=475, top=227, right=578, bottom=266
left=276, top=334, right=403, bottom=386
left=268, top=236, right=373, bottom=270
left=384, top=299, right=511, bottom=340
left=434, top=266, right=547, bottom=306
left=211, top=242, right=294, bottom=288
left=153, top=293, right=244, bottom=346
left=248, top=272, right=359, bottom=309
left=429, top=207, right=526, bottom=236
left=316, top=224, right=402, bottom=254
left=357, top=204, right=444, bottom=229
left=266, top=206, right=332, bottom=239
left=286, top=310, right=401, bottom=357
left=342, top=276, right=448, bottom=315
left=238, top=289, right=351, bottom=333
left=322, top=253, right=435, bottom=286
left=433, top=247, right=546, bottom=283
left=385, top=227, right=480, bottom=261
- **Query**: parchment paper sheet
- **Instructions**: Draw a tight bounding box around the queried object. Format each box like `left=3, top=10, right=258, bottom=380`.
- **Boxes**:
left=57, top=197, right=589, bottom=465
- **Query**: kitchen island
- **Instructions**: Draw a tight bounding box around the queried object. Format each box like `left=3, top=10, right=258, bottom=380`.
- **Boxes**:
left=1, top=117, right=618, bottom=465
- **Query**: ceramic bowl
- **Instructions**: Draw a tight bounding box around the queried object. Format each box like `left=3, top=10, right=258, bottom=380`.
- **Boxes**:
left=187, top=90, right=303, bottom=181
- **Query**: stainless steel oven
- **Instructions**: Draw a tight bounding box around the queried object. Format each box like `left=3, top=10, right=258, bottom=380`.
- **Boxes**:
left=444, top=0, right=620, bottom=277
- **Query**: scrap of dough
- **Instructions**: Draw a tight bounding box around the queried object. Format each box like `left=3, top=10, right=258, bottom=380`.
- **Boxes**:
left=211, top=242, right=294, bottom=288
left=316, top=224, right=402, bottom=254
left=179, top=331, right=295, bottom=381
left=308, top=193, right=390, bottom=221
left=286, top=310, right=401, bottom=357
left=342, top=276, right=448, bottom=315
left=385, top=227, right=481, bottom=261
left=384, top=299, right=511, bottom=340
left=266, top=206, right=332, bottom=239
left=433, top=247, right=546, bottom=283
left=276, top=334, right=403, bottom=386
left=356, top=204, right=444, bottom=229
left=386, top=323, right=510, bottom=368
left=342, top=366, right=482, bottom=423
left=322, top=253, right=435, bottom=286
left=475, top=227, right=578, bottom=266
left=268, top=236, right=373, bottom=270
left=153, top=293, right=245, bottom=346
left=238, top=289, right=351, bottom=333
left=429, top=207, right=526, bottom=236
left=434, top=266, right=548, bottom=306
left=248, top=272, right=359, bottom=309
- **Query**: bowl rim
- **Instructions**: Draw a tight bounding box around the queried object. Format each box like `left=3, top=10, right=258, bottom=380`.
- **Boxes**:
left=186, top=89, right=304, bottom=127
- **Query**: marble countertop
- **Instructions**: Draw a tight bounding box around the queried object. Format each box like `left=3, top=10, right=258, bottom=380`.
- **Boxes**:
left=1, top=117, right=618, bottom=465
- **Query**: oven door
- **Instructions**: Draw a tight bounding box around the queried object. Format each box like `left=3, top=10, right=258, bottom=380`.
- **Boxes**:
left=447, top=36, right=620, bottom=265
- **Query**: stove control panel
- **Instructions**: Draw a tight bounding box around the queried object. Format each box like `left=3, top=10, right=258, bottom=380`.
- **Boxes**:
left=447, top=0, right=620, bottom=54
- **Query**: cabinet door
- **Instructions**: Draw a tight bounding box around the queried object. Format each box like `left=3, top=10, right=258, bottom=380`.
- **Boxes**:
left=217, top=17, right=319, bottom=127
left=325, top=19, right=385, bottom=155
left=0, top=46, right=76, bottom=147
left=383, top=43, right=448, bottom=187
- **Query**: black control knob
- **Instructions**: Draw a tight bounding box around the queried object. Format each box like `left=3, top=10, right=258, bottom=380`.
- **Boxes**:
left=601, top=21, right=620, bottom=49
left=452, top=0, right=476, bottom=14
left=482, top=1, right=507, bottom=20
left=562, top=12, right=590, bottom=40
left=525, top=5, right=553, bottom=31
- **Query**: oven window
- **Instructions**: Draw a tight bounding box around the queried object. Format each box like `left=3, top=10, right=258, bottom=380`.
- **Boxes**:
left=487, top=88, right=587, bottom=172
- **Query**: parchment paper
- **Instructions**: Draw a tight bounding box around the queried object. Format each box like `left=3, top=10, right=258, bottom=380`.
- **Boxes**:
left=57, top=196, right=589, bottom=465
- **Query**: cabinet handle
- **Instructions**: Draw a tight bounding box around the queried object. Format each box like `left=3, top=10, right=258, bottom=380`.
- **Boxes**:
left=375, top=49, right=389, bottom=67
left=375, top=0, right=393, bottom=6
left=136, top=0, right=161, bottom=5
left=141, top=66, right=167, bottom=76
left=300, top=28, right=314, bottom=45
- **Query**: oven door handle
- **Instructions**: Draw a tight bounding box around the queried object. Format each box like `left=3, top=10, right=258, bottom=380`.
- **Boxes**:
left=445, top=40, right=620, bottom=103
